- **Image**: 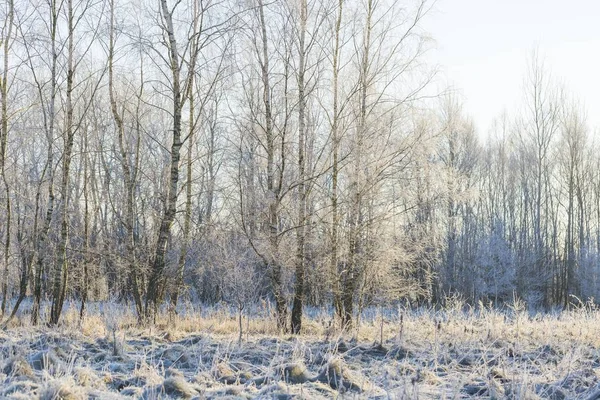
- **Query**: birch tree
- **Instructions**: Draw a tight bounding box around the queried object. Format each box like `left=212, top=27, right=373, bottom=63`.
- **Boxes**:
left=0, top=0, right=14, bottom=315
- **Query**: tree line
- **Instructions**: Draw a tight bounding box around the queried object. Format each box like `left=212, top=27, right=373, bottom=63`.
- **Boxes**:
left=0, top=0, right=597, bottom=332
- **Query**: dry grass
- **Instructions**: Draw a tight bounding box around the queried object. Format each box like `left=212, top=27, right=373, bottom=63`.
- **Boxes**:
left=2, top=299, right=600, bottom=398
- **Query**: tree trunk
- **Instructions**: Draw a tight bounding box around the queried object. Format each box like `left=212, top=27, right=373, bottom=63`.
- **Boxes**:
left=340, top=0, right=372, bottom=330
left=291, top=0, right=308, bottom=335
left=331, top=0, right=344, bottom=326
left=79, top=117, right=90, bottom=320
left=145, top=0, right=183, bottom=322
left=49, top=0, right=75, bottom=325
left=0, top=0, right=14, bottom=316
left=109, top=0, right=143, bottom=319
left=258, top=0, right=288, bottom=333
left=171, top=83, right=195, bottom=312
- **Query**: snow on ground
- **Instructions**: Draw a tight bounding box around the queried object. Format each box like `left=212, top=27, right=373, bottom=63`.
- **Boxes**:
left=2, top=302, right=600, bottom=399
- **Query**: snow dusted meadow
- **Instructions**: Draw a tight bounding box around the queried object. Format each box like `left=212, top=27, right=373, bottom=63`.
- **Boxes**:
left=2, top=300, right=600, bottom=399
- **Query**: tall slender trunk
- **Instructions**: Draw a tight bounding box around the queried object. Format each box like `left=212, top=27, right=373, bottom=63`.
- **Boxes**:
left=32, top=0, right=58, bottom=325
left=205, top=123, right=216, bottom=229
left=50, top=0, right=75, bottom=325
left=291, top=0, right=308, bottom=334
left=0, top=0, right=14, bottom=316
left=171, top=0, right=201, bottom=311
left=342, top=0, right=372, bottom=330
left=79, top=121, right=90, bottom=320
left=109, top=0, right=143, bottom=318
left=130, top=56, right=144, bottom=315
left=331, top=0, right=343, bottom=322
left=145, top=0, right=183, bottom=322
left=258, top=0, right=287, bottom=332
left=447, top=131, right=457, bottom=289
left=172, top=78, right=195, bottom=312
left=32, top=159, right=54, bottom=325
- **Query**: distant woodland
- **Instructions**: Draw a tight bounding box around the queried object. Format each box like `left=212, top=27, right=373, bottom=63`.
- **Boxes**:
left=0, top=0, right=597, bottom=332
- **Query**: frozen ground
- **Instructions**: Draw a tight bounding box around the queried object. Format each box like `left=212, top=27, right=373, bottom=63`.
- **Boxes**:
left=2, top=302, right=600, bottom=399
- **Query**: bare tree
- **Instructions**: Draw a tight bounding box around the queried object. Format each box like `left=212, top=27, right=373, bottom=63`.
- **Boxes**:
left=0, top=0, right=14, bottom=315
left=235, top=0, right=292, bottom=332
left=108, top=0, right=144, bottom=318
left=145, top=0, right=232, bottom=321
left=336, top=0, right=433, bottom=329
left=516, top=51, right=561, bottom=306
left=50, top=0, right=104, bottom=325
left=21, top=0, right=61, bottom=325
left=557, top=98, right=588, bottom=305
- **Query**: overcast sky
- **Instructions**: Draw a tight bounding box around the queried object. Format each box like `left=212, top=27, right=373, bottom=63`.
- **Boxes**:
left=422, top=0, right=600, bottom=137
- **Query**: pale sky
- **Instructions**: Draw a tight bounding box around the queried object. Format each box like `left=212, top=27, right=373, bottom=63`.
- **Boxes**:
left=422, top=0, right=600, bottom=137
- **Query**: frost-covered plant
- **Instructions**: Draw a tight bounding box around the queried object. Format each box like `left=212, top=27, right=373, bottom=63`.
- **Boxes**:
left=101, top=302, right=124, bottom=356
left=218, top=234, right=261, bottom=344
left=473, top=226, right=516, bottom=304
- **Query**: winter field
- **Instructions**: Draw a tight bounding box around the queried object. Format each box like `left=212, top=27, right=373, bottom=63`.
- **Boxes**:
left=2, top=300, right=600, bottom=399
